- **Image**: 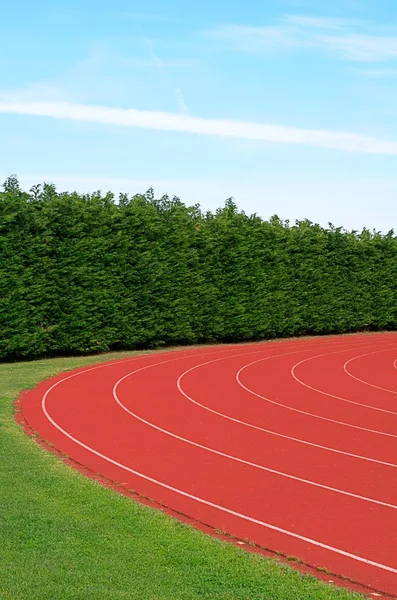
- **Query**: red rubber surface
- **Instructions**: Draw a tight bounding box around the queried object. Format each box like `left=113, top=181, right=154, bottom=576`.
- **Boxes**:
left=20, top=334, right=397, bottom=596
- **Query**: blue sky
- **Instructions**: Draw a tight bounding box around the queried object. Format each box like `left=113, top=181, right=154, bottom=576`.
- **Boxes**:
left=1, top=0, right=396, bottom=231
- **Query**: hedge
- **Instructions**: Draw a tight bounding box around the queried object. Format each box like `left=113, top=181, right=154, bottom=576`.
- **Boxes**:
left=0, top=175, right=396, bottom=360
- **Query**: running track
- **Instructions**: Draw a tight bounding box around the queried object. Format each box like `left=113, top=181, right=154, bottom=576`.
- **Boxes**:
left=20, top=333, right=397, bottom=596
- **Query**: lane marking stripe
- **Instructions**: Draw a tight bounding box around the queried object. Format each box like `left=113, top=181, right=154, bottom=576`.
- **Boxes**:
left=40, top=360, right=397, bottom=576
left=113, top=363, right=397, bottom=509
left=291, top=348, right=397, bottom=415
left=344, top=351, right=397, bottom=401
left=177, top=349, right=397, bottom=467
left=236, top=349, right=397, bottom=438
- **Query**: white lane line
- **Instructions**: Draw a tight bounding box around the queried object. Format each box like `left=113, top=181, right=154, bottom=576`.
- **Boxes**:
left=113, top=365, right=397, bottom=509
left=291, top=348, right=397, bottom=415
left=236, top=351, right=397, bottom=439
left=343, top=351, right=397, bottom=401
left=40, top=361, right=397, bottom=577
left=177, top=351, right=397, bottom=468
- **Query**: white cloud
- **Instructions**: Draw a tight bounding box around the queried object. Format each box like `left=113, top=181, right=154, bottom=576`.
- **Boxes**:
left=1, top=100, right=397, bottom=155
left=209, top=15, right=397, bottom=62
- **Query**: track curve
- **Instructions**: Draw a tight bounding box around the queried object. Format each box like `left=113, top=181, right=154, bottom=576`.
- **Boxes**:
left=20, top=334, right=397, bottom=596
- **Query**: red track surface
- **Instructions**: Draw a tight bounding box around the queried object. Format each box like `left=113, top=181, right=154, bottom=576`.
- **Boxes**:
left=20, top=334, right=397, bottom=596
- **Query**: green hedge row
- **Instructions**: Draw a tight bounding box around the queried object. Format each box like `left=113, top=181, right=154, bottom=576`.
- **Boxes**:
left=0, top=175, right=396, bottom=360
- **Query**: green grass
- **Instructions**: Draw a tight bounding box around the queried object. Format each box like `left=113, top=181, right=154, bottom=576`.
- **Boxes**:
left=0, top=350, right=365, bottom=600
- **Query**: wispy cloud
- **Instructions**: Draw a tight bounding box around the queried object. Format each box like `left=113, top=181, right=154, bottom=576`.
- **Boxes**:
left=354, top=67, right=397, bottom=78
left=120, top=57, right=197, bottom=68
left=0, top=41, right=197, bottom=108
left=208, top=15, right=397, bottom=62
left=175, top=88, right=189, bottom=114
left=283, top=15, right=360, bottom=29
left=90, top=39, right=197, bottom=70
left=145, top=40, right=191, bottom=113
left=146, top=39, right=164, bottom=69
left=1, top=100, right=397, bottom=155
left=118, top=12, right=176, bottom=22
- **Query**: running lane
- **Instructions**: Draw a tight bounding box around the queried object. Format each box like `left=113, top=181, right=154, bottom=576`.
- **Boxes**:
left=20, top=334, right=397, bottom=596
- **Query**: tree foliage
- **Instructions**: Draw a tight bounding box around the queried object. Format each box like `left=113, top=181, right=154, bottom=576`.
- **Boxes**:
left=0, top=177, right=396, bottom=360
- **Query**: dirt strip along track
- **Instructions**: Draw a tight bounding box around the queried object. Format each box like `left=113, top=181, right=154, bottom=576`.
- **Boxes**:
left=20, top=333, right=397, bottom=596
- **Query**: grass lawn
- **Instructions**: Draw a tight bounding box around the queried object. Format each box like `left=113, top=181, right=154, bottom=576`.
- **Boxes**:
left=0, top=350, right=365, bottom=600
